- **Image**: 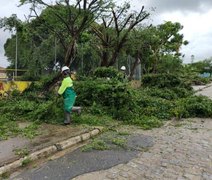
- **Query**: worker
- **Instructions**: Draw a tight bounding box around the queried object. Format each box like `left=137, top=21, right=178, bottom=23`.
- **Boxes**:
left=58, top=66, right=76, bottom=125
left=120, top=66, right=127, bottom=80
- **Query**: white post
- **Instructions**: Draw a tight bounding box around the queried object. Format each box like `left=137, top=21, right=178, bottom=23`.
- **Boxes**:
left=15, top=29, right=18, bottom=80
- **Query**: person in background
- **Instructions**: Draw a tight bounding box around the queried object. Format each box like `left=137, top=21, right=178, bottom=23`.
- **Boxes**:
left=58, top=66, right=76, bottom=125
left=120, top=66, right=128, bottom=80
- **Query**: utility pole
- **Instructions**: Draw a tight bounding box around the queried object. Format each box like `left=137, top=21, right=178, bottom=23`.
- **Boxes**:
left=191, top=55, right=195, bottom=64
left=15, top=26, right=18, bottom=80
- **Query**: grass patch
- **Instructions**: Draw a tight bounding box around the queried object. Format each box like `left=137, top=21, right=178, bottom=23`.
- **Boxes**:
left=21, top=157, right=32, bottom=167
left=81, top=129, right=130, bottom=152
left=21, top=123, right=40, bottom=139
left=0, top=115, right=20, bottom=140
left=81, top=139, right=109, bottom=152
left=0, top=117, right=39, bottom=140
left=130, top=116, right=163, bottom=130
left=117, top=131, right=130, bottom=136
left=112, top=138, right=127, bottom=148
left=13, top=148, right=29, bottom=158
left=0, top=172, right=10, bottom=179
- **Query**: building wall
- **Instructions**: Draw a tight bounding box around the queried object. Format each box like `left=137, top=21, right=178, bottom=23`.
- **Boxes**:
left=0, top=67, right=7, bottom=79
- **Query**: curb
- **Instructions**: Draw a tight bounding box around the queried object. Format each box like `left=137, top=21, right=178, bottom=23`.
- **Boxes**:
left=0, top=127, right=103, bottom=177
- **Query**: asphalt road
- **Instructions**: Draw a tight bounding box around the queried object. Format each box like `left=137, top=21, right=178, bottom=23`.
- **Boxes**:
left=13, top=134, right=153, bottom=180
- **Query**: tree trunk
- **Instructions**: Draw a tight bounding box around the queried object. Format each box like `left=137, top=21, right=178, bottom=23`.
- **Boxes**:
left=65, top=38, right=77, bottom=66
left=153, top=57, right=158, bottom=74
left=100, top=50, right=109, bottom=66
left=129, top=54, right=141, bottom=80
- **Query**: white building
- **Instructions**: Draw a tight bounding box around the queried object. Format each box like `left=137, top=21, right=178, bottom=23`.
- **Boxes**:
left=0, top=67, right=7, bottom=80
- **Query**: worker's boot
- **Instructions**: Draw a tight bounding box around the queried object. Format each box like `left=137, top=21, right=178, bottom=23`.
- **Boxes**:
left=64, top=111, right=71, bottom=125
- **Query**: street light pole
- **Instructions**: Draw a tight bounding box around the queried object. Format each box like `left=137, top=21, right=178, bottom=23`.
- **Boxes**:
left=15, top=27, right=18, bottom=80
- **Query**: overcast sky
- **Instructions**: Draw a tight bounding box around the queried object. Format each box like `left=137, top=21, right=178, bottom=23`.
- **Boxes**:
left=0, top=0, right=212, bottom=67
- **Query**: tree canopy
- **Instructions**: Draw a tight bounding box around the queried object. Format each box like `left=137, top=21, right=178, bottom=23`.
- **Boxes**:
left=0, top=0, right=189, bottom=81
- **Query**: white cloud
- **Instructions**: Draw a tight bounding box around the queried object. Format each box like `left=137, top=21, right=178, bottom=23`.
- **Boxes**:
left=0, top=0, right=30, bottom=67
left=0, top=30, right=11, bottom=67
left=0, top=0, right=30, bottom=20
left=129, top=0, right=212, bottom=63
left=159, top=9, right=212, bottom=63
left=140, top=0, right=212, bottom=13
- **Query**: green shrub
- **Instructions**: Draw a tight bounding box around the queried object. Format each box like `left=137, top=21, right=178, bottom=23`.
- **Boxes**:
left=75, top=79, right=139, bottom=121
left=0, top=99, right=36, bottom=115
left=93, top=67, right=123, bottom=80
left=142, top=73, right=192, bottom=90
left=183, top=95, right=212, bottom=117
left=191, top=76, right=211, bottom=85
left=171, top=95, right=212, bottom=119
left=11, top=89, right=21, bottom=97
left=75, top=79, right=134, bottom=108
left=1, top=71, right=212, bottom=136
left=24, top=81, right=43, bottom=92
left=143, top=87, right=193, bottom=100
left=135, top=91, right=174, bottom=120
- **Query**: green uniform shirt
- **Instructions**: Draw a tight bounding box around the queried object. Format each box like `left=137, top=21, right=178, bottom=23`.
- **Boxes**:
left=58, top=77, right=73, bottom=95
left=58, top=76, right=76, bottom=113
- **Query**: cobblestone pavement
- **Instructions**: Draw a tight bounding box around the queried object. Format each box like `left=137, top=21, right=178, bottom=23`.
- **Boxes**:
left=73, top=118, right=212, bottom=180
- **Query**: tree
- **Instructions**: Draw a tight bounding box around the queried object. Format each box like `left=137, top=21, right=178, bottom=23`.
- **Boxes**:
left=17, top=0, right=113, bottom=90
left=0, top=14, right=28, bottom=77
left=151, top=21, right=188, bottom=73
left=19, top=0, right=112, bottom=67
left=1, top=13, right=65, bottom=78
left=91, top=2, right=149, bottom=67
left=126, top=27, right=153, bottom=79
left=126, top=21, right=188, bottom=78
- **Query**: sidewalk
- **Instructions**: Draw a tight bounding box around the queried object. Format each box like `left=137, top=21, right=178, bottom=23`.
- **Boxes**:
left=192, top=82, right=212, bottom=92
left=73, top=119, right=212, bottom=180
left=192, top=82, right=212, bottom=99
left=0, top=122, right=101, bottom=176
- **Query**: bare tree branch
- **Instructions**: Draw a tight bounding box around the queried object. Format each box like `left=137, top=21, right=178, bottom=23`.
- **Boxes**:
left=112, top=10, right=119, bottom=34
left=88, top=0, right=98, bottom=9
left=102, top=17, right=107, bottom=28
left=119, top=14, right=133, bottom=33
